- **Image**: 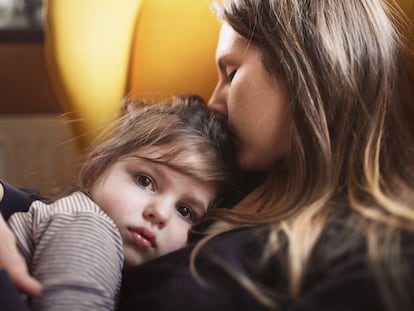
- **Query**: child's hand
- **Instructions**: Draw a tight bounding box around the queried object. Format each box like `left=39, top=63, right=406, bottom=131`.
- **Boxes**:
left=0, top=210, right=43, bottom=296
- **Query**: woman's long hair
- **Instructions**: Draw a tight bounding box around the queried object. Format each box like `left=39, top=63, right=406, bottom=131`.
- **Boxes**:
left=205, top=0, right=414, bottom=309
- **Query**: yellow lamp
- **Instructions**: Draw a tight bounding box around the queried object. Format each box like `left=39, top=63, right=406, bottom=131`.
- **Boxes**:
left=44, top=0, right=220, bottom=150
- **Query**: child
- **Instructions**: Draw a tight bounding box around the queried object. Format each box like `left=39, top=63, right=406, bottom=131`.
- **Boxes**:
left=6, top=95, right=238, bottom=311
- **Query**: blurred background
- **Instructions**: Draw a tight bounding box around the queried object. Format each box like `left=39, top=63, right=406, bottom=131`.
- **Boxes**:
left=0, top=0, right=78, bottom=195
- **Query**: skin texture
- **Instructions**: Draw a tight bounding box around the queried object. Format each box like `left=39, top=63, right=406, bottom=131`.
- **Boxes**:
left=209, top=23, right=291, bottom=171
left=89, top=146, right=216, bottom=268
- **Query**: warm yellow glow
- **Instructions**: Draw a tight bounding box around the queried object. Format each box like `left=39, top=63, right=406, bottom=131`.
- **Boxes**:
left=45, top=0, right=220, bottom=149
left=129, top=0, right=220, bottom=103
left=45, top=0, right=144, bottom=148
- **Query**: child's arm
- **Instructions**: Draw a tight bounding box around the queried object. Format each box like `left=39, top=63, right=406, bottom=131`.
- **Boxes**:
left=9, top=192, right=124, bottom=311
left=32, top=213, right=123, bottom=311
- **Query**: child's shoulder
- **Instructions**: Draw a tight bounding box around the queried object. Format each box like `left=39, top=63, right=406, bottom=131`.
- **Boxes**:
left=31, top=191, right=99, bottom=215
left=28, top=191, right=116, bottom=229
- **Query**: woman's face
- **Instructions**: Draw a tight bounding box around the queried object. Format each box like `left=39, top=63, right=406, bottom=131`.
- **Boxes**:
left=209, top=23, right=291, bottom=171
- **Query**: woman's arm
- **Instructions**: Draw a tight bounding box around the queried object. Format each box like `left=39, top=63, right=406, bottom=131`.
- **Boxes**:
left=0, top=270, right=31, bottom=311
left=0, top=182, right=43, bottom=296
left=0, top=180, right=43, bottom=220
left=0, top=208, right=43, bottom=296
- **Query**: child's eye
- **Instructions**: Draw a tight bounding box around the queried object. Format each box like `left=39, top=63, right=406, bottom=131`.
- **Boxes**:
left=176, top=205, right=193, bottom=221
left=135, top=175, right=155, bottom=191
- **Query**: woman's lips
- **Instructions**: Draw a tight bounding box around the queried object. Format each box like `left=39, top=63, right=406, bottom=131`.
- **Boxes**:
left=128, top=227, right=157, bottom=249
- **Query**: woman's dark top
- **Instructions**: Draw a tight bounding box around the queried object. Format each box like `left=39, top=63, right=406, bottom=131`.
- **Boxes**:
left=1, top=180, right=414, bottom=311
left=119, top=225, right=414, bottom=311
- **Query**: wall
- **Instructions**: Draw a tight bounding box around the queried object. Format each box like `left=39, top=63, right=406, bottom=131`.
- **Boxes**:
left=0, top=31, right=79, bottom=193
left=0, top=115, right=79, bottom=195
left=0, top=33, right=61, bottom=114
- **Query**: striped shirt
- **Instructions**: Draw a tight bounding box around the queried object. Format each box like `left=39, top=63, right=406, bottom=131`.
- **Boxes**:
left=8, top=191, right=124, bottom=311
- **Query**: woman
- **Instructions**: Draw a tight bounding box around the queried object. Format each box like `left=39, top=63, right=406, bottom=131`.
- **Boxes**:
left=119, top=0, right=414, bottom=310
left=2, top=0, right=414, bottom=310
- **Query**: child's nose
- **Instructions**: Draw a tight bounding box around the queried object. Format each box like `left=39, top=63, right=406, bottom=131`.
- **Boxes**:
left=143, top=202, right=172, bottom=228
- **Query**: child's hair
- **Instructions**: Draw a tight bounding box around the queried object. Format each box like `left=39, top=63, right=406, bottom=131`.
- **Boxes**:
left=77, top=95, right=238, bottom=208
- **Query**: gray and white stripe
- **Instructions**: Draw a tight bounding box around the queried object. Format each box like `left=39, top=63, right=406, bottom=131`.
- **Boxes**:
left=8, top=191, right=124, bottom=311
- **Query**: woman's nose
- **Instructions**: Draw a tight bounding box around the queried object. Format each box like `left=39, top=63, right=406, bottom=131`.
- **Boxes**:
left=143, top=203, right=172, bottom=228
left=208, top=85, right=227, bottom=116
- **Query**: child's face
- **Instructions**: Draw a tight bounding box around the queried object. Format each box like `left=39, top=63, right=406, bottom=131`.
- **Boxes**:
left=89, top=146, right=216, bottom=268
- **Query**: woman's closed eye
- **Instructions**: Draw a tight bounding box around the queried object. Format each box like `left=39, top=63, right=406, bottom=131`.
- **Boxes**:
left=135, top=174, right=155, bottom=191
left=227, top=69, right=237, bottom=83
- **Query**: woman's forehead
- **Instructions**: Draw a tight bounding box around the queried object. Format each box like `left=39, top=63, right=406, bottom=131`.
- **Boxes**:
left=216, top=23, right=248, bottom=59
